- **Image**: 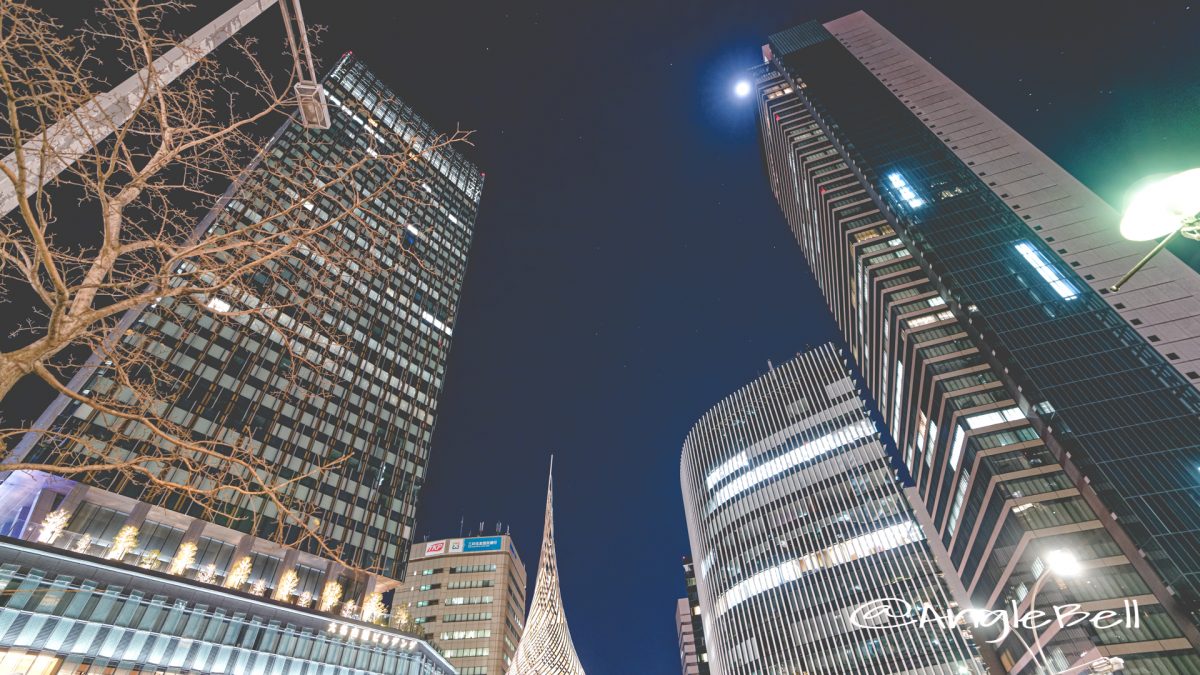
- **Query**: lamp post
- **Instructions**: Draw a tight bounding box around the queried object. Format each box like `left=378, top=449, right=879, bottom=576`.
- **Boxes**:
left=1025, top=549, right=1082, bottom=674
left=1108, top=168, right=1200, bottom=292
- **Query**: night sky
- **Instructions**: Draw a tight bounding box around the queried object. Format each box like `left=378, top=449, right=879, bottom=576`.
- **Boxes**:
left=12, top=1, right=1200, bottom=673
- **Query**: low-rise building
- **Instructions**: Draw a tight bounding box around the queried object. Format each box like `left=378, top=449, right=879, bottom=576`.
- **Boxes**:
left=395, top=534, right=527, bottom=675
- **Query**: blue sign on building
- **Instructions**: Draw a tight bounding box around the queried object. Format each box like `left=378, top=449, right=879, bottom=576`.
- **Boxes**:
left=463, top=536, right=503, bottom=552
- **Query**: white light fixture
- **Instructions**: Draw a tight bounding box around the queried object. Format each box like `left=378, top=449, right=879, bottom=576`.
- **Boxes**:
left=1110, top=168, right=1200, bottom=291
left=1045, top=549, right=1081, bottom=577
left=734, top=80, right=752, bottom=98
left=1120, top=168, right=1200, bottom=241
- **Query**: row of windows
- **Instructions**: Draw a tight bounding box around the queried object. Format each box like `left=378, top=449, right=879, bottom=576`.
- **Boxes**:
left=443, top=648, right=489, bottom=658
left=438, top=629, right=491, bottom=641
left=452, top=564, right=498, bottom=574
left=447, top=579, right=493, bottom=590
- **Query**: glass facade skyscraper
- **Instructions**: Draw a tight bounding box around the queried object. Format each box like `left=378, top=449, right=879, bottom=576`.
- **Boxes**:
left=0, top=52, right=481, bottom=669
left=753, top=12, right=1200, bottom=672
left=680, top=344, right=984, bottom=674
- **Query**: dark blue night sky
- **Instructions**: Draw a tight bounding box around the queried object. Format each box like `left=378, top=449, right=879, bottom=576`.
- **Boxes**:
left=292, top=2, right=1200, bottom=673
left=10, top=2, right=1200, bottom=673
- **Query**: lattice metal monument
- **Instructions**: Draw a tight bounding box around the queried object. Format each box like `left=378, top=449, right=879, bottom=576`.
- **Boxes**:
left=508, top=463, right=587, bottom=675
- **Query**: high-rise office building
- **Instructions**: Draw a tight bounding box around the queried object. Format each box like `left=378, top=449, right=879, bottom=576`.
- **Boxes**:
left=508, top=466, right=588, bottom=675
left=680, top=344, right=984, bottom=674
left=0, top=52, right=481, bottom=671
left=679, top=555, right=709, bottom=675
left=395, top=533, right=528, bottom=674
left=753, top=12, right=1200, bottom=672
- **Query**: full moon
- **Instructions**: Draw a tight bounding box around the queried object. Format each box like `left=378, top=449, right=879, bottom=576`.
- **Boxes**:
left=734, top=81, right=752, bottom=97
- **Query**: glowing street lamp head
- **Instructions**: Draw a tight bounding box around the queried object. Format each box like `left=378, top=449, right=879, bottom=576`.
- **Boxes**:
left=734, top=80, right=752, bottom=98
left=1120, top=168, right=1200, bottom=241
left=1045, top=549, right=1081, bottom=577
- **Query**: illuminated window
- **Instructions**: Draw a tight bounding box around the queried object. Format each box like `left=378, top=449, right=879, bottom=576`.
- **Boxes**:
left=707, top=419, right=876, bottom=513
left=887, top=172, right=925, bottom=208
left=949, top=407, right=1026, bottom=470
left=1015, top=240, right=1078, bottom=300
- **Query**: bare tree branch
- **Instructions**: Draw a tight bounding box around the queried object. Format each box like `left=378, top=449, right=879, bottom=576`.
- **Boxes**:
left=0, top=0, right=473, bottom=576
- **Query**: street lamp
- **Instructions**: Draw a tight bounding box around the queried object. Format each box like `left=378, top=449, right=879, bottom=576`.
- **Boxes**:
left=1108, top=168, right=1200, bottom=291
left=1027, top=549, right=1082, bottom=673
left=278, top=0, right=330, bottom=129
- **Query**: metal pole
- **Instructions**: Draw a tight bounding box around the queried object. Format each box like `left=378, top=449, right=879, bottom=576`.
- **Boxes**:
left=1109, top=229, right=1179, bottom=292
left=0, top=0, right=278, bottom=218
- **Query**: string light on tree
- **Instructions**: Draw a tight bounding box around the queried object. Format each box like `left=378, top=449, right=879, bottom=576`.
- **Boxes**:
left=37, top=509, right=70, bottom=544
left=138, top=549, right=161, bottom=570
left=224, top=556, right=253, bottom=589
left=169, top=541, right=197, bottom=576
left=362, top=593, right=387, bottom=624
left=320, top=581, right=343, bottom=612
left=196, top=563, right=218, bottom=584
left=275, top=569, right=299, bottom=601
left=106, top=525, right=139, bottom=560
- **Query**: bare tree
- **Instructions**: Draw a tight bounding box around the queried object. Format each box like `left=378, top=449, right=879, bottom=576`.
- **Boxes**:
left=0, top=0, right=470, bottom=567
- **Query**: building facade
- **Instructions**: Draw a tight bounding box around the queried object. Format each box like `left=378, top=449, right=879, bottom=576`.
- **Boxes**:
left=0, top=538, right=456, bottom=675
left=394, top=534, right=528, bottom=674
left=676, top=598, right=702, bottom=675
left=680, top=344, right=985, bottom=674
left=679, top=555, right=709, bottom=675
left=0, top=52, right=480, bottom=667
left=754, top=13, right=1200, bottom=672
left=508, top=466, right=587, bottom=675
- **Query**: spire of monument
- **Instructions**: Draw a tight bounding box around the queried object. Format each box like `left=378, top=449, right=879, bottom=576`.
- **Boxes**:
left=508, top=459, right=587, bottom=675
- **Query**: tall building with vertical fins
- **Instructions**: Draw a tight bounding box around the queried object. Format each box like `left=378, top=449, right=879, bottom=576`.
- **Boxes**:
left=753, top=12, right=1200, bottom=672
left=508, top=465, right=587, bottom=675
left=681, top=344, right=985, bottom=675
left=0, top=53, right=478, bottom=673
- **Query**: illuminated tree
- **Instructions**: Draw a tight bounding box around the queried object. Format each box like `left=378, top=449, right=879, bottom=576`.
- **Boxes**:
left=319, top=581, right=342, bottom=612
left=196, top=562, right=217, bottom=584
left=169, top=541, right=197, bottom=575
left=249, top=579, right=267, bottom=596
left=275, top=569, right=299, bottom=602
left=224, top=556, right=253, bottom=589
left=138, top=549, right=161, bottom=570
left=106, top=525, right=138, bottom=560
left=340, top=599, right=358, bottom=619
left=297, top=591, right=313, bottom=609
left=36, top=508, right=69, bottom=544
left=362, top=592, right=387, bottom=624
left=392, top=605, right=424, bottom=636
left=71, top=533, right=92, bottom=554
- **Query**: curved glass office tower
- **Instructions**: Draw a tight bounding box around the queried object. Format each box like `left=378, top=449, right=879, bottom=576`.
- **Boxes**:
left=681, top=344, right=983, bottom=675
